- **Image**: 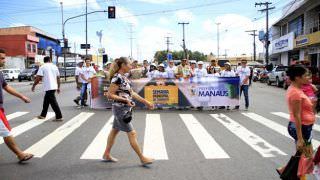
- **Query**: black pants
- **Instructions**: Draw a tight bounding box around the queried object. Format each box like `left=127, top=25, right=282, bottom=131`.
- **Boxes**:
left=40, top=90, right=62, bottom=119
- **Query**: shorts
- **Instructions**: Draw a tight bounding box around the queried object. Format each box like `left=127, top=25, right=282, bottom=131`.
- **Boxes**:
left=0, top=108, right=12, bottom=137
left=287, top=121, right=313, bottom=143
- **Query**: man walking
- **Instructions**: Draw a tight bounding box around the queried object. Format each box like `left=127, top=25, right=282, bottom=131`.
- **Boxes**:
left=32, top=56, right=63, bottom=121
left=235, top=59, right=251, bottom=110
left=0, top=48, right=34, bottom=162
left=79, top=57, right=96, bottom=107
left=73, top=61, right=85, bottom=105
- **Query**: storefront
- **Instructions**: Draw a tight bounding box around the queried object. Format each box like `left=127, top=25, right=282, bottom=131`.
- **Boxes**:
left=295, top=31, right=320, bottom=67
left=271, top=32, right=295, bottom=65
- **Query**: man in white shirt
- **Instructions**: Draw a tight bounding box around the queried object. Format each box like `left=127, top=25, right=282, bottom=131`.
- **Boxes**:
left=32, top=56, right=63, bottom=121
left=221, top=62, right=236, bottom=77
left=195, top=61, right=208, bottom=77
left=166, top=59, right=177, bottom=79
left=156, top=64, right=168, bottom=79
left=79, top=57, right=96, bottom=107
left=235, top=59, right=251, bottom=110
left=73, top=61, right=85, bottom=105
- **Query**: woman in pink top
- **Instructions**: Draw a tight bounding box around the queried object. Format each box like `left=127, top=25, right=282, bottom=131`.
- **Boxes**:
left=277, top=65, right=316, bottom=176
left=286, top=66, right=315, bottom=148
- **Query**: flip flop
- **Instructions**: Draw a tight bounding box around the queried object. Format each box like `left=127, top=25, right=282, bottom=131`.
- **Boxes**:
left=102, top=157, right=118, bottom=163
left=18, top=154, right=34, bottom=163
left=141, top=159, right=154, bottom=166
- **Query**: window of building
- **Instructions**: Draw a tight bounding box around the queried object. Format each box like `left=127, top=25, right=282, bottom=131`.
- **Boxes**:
left=281, top=24, right=287, bottom=36
left=289, top=15, right=304, bottom=37
left=32, top=44, right=36, bottom=53
left=27, top=43, right=31, bottom=52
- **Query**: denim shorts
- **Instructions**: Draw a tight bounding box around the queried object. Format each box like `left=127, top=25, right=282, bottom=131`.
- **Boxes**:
left=287, top=121, right=313, bottom=143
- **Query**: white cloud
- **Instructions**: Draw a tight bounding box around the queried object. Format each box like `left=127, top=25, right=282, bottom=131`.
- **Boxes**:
left=159, top=17, right=170, bottom=25
left=175, top=10, right=194, bottom=22
left=117, top=6, right=139, bottom=26
left=137, top=26, right=176, bottom=60
left=51, top=0, right=101, bottom=10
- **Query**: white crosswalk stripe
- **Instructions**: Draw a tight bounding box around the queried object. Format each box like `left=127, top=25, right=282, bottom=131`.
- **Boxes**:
left=25, top=112, right=94, bottom=158
left=143, top=114, right=168, bottom=160
left=180, top=114, right=230, bottom=159
left=272, top=112, right=320, bottom=133
left=243, top=112, right=320, bottom=148
left=0, top=112, right=55, bottom=145
left=80, top=116, right=114, bottom=160
left=6, top=112, right=29, bottom=121
left=210, top=114, right=287, bottom=157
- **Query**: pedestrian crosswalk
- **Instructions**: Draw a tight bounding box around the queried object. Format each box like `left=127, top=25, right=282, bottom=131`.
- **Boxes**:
left=2, top=110, right=320, bottom=161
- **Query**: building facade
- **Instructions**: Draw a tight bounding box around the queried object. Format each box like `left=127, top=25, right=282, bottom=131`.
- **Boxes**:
left=0, top=26, right=61, bottom=68
left=271, top=0, right=320, bottom=66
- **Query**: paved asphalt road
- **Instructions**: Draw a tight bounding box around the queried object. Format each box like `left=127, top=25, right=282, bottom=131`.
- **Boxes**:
left=0, top=81, right=317, bottom=180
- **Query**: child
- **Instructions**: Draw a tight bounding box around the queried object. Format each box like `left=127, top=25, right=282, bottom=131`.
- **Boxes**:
left=302, top=70, right=318, bottom=111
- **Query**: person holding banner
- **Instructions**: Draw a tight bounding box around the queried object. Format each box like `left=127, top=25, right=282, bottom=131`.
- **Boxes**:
left=195, top=61, right=208, bottom=78
left=147, top=63, right=159, bottom=79
left=103, top=57, right=155, bottom=166
left=157, top=64, right=168, bottom=79
left=221, top=62, right=236, bottom=110
left=235, top=59, right=251, bottom=110
left=176, top=59, right=191, bottom=79
left=166, top=59, right=177, bottom=79
left=190, top=60, right=197, bottom=77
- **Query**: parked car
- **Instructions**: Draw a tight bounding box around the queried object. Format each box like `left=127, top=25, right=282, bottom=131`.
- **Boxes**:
left=267, top=66, right=288, bottom=87
left=18, top=68, right=37, bottom=82
left=1, top=69, right=20, bottom=81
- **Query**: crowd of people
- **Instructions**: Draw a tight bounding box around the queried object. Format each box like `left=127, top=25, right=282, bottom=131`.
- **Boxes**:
left=124, top=59, right=243, bottom=79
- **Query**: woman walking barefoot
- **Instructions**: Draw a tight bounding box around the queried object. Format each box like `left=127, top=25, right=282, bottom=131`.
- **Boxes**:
left=103, top=57, right=155, bottom=166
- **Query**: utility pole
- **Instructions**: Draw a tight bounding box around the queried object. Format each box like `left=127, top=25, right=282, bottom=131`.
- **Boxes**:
left=178, top=22, right=189, bottom=59
left=223, top=49, right=228, bottom=59
left=165, top=36, right=172, bottom=53
left=60, top=1, right=67, bottom=81
left=245, top=30, right=258, bottom=62
left=216, top=22, right=221, bottom=60
left=255, top=2, right=275, bottom=65
left=129, top=24, right=135, bottom=60
left=85, top=0, right=88, bottom=56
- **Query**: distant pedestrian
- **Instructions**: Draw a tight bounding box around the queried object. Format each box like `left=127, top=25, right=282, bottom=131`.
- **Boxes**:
left=32, top=56, right=63, bottom=121
left=249, top=67, right=253, bottom=86
left=221, top=62, right=236, bottom=110
left=0, top=48, right=34, bottom=163
left=79, top=57, right=96, bottom=107
left=235, top=59, right=251, bottom=110
left=166, top=59, right=177, bottom=79
left=73, top=61, right=86, bottom=106
left=103, top=57, right=155, bottom=166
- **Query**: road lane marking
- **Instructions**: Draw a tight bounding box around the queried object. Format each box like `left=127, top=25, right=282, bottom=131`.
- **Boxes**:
left=210, top=114, right=287, bottom=157
left=272, top=112, right=320, bottom=133
left=143, top=114, right=168, bottom=160
left=243, top=112, right=320, bottom=148
left=80, top=116, right=114, bottom=159
left=180, top=114, right=229, bottom=159
left=25, top=112, right=94, bottom=158
left=7, top=112, right=29, bottom=121
left=0, top=112, right=55, bottom=145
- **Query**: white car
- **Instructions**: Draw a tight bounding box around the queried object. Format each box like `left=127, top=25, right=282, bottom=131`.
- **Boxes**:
left=1, top=69, right=21, bottom=81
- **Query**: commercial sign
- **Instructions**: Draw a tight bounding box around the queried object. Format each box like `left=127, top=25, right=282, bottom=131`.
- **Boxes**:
left=271, top=32, right=294, bottom=54
left=296, top=36, right=309, bottom=47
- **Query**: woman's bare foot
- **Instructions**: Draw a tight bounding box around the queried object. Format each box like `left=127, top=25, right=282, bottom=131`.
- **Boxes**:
left=102, top=155, right=118, bottom=162
left=140, top=156, right=154, bottom=165
left=17, top=153, right=34, bottom=163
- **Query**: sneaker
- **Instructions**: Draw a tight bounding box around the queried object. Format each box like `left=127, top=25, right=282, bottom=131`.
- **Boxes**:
left=73, top=99, right=79, bottom=105
left=37, top=116, right=45, bottom=119
left=53, top=118, right=64, bottom=122
left=245, top=107, right=249, bottom=111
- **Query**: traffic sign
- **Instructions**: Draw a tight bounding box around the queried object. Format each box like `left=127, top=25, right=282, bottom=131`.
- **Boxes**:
left=81, top=44, right=90, bottom=49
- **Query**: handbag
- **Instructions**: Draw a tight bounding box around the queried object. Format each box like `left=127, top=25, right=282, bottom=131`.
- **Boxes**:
left=280, top=151, right=301, bottom=180
left=314, top=146, right=320, bottom=165
left=123, top=109, right=133, bottom=124
left=298, top=153, right=314, bottom=177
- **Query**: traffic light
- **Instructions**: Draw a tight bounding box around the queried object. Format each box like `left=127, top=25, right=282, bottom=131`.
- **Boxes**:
left=108, top=6, right=116, bottom=19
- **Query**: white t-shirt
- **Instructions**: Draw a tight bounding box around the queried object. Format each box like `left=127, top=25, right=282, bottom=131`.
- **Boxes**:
left=195, top=68, right=208, bottom=77
left=236, top=66, right=251, bottom=85
left=157, top=71, right=168, bottom=79
left=166, top=66, right=177, bottom=79
left=75, top=66, right=83, bottom=82
left=147, top=70, right=159, bottom=79
left=221, top=70, right=236, bottom=77
left=37, top=63, right=60, bottom=92
left=80, top=66, right=96, bottom=84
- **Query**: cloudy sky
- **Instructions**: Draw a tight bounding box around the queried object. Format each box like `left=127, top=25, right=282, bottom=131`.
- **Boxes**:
left=1, top=0, right=291, bottom=60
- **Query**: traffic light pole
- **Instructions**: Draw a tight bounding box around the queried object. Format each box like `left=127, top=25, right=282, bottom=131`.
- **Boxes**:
left=61, top=10, right=108, bottom=81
